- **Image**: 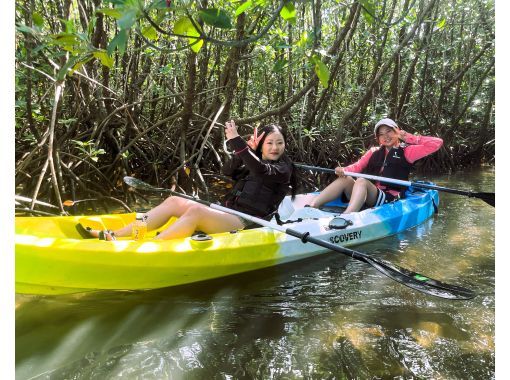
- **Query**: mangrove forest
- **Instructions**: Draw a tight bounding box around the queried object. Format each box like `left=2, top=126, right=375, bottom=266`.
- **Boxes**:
left=15, top=0, right=495, bottom=214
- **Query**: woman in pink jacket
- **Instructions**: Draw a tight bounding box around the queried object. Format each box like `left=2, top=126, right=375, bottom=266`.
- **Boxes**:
left=310, top=118, right=443, bottom=213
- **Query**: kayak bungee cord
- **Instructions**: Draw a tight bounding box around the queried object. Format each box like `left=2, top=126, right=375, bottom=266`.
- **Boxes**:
left=124, top=176, right=475, bottom=300
left=295, top=163, right=495, bottom=207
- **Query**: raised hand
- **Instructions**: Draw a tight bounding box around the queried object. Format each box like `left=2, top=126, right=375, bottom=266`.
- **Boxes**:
left=224, top=120, right=239, bottom=140
left=397, top=128, right=408, bottom=140
left=247, top=126, right=265, bottom=150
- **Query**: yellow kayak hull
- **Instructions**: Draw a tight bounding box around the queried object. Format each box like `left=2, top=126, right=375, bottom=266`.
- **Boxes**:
left=15, top=190, right=439, bottom=295
left=15, top=213, right=295, bottom=294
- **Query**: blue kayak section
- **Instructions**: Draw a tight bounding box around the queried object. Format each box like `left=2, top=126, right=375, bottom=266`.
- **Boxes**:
left=314, top=186, right=440, bottom=245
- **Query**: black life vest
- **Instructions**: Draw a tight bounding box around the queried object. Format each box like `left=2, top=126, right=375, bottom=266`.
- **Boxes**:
left=364, top=146, right=412, bottom=192
left=223, top=168, right=291, bottom=220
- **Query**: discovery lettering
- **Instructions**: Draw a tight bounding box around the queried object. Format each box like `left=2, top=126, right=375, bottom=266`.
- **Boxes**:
left=329, top=231, right=362, bottom=244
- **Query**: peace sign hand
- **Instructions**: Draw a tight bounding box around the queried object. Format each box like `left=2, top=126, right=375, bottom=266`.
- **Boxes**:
left=247, top=126, right=265, bottom=150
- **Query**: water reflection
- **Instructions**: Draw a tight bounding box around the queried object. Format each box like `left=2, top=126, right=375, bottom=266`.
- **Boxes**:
left=15, top=168, right=495, bottom=379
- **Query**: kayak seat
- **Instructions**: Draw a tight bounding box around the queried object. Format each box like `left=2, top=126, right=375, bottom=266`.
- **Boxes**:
left=318, top=205, right=347, bottom=213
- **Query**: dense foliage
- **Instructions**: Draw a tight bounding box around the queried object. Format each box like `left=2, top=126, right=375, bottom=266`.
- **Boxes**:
left=15, top=0, right=494, bottom=213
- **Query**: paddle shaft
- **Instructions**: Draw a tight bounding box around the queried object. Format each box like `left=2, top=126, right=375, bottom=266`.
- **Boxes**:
left=296, top=163, right=494, bottom=206
left=194, top=197, right=370, bottom=263
left=125, top=182, right=366, bottom=259
left=124, top=176, right=475, bottom=300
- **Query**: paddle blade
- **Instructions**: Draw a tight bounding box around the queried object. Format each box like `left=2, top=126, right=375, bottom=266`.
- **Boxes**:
left=365, top=256, right=476, bottom=300
left=473, top=192, right=495, bottom=207
left=124, top=176, right=170, bottom=193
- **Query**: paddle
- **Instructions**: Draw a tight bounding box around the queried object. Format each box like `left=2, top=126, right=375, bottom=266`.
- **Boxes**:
left=295, top=163, right=495, bottom=207
left=124, top=176, right=475, bottom=300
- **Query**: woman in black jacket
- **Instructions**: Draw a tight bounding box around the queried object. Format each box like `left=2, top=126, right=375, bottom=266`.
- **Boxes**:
left=221, top=121, right=296, bottom=224
left=84, top=120, right=296, bottom=240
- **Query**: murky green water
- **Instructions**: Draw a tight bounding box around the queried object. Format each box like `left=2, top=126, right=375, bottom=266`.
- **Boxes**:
left=15, top=168, right=495, bottom=379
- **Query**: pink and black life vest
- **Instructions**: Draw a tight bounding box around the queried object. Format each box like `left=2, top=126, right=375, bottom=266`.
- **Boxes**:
left=364, top=146, right=413, bottom=192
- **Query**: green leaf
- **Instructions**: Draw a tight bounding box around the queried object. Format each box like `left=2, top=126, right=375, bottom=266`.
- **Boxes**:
left=58, top=18, right=76, bottom=34
left=107, top=29, right=128, bottom=55
left=69, top=55, right=93, bottom=75
left=280, top=2, right=296, bottom=24
left=174, top=17, right=203, bottom=52
left=16, top=24, right=39, bottom=36
left=32, top=12, right=44, bottom=28
left=275, top=43, right=292, bottom=49
left=174, top=16, right=193, bottom=34
left=71, top=139, right=85, bottom=147
left=295, top=31, right=309, bottom=47
left=188, top=36, right=204, bottom=53
left=359, top=0, right=376, bottom=25
left=141, top=25, right=158, bottom=40
left=235, top=0, right=253, bottom=17
left=118, top=8, right=138, bottom=30
left=96, top=8, right=124, bottom=19
left=199, top=8, right=233, bottom=29
left=437, top=18, right=446, bottom=29
left=149, top=0, right=173, bottom=10
left=272, top=59, right=287, bottom=72
left=310, top=55, right=330, bottom=88
left=93, top=50, right=114, bottom=68
left=49, top=33, right=79, bottom=47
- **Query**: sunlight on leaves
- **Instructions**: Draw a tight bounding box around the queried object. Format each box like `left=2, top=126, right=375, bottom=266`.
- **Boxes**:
left=93, top=51, right=114, bottom=68
left=235, top=0, right=253, bottom=17
left=310, top=55, right=330, bottom=88
left=174, top=16, right=204, bottom=52
left=280, top=1, right=296, bottom=24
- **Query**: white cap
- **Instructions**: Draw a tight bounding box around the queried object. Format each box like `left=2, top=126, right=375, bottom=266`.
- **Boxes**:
left=374, top=118, right=398, bottom=136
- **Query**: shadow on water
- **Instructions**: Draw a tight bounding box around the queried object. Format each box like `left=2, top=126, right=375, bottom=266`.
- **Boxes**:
left=15, top=167, right=495, bottom=379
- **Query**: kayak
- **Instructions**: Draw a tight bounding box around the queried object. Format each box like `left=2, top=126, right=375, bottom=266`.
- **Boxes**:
left=15, top=187, right=439, bottom=295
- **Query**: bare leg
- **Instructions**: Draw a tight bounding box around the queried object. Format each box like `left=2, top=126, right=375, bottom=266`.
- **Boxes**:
left=155, top=204, right=245, bottom=240
left=112, top=196, right=196, bottom=237
left=310, top=176, right=355, bottom=208
left=343, top=178, right=380, bottom=213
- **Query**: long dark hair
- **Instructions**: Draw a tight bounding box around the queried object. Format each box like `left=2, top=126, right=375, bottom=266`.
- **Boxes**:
left=254, top=124, right=298, bottom=199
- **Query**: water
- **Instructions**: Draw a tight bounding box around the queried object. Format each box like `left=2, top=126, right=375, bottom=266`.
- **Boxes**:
left=15, top=168, right=495, bottom=379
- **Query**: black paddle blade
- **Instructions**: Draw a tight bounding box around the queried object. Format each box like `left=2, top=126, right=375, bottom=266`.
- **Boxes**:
left=472, top=192, right=495, bottom=207
left=365, top=256, right=476, bottom=300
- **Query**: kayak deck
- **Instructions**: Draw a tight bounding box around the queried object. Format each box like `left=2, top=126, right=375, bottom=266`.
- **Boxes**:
left=15, top=189, right=439, bottom=295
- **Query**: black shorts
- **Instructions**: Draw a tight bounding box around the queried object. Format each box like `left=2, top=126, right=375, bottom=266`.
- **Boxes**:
left=373, top=188, right=401, bottom=207
left=341, top=189, right=401, bottom=209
